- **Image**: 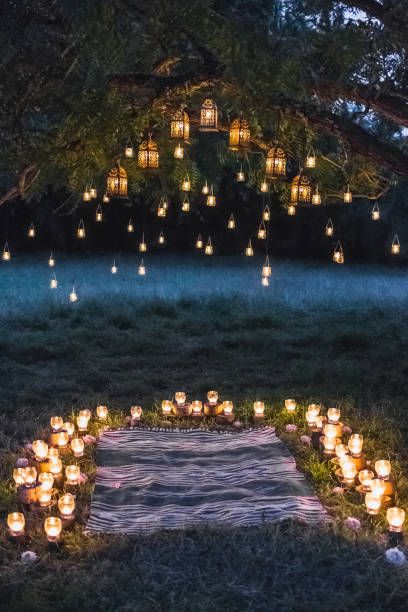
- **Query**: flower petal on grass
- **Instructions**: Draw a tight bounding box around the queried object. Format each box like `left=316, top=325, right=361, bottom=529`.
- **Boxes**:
left=21, top=551, right=38, bottom=564
left=285, top=424, right=297, bottom=432
left=385, top=548, right=407, bottom=566
left=344, top=517, right=361, bottom=530
left=300, top=435, right=311, bottom=445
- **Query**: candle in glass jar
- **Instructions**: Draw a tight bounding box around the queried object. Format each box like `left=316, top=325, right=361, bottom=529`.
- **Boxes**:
left=71, top=438, right=84, bottom=457
left=314, top=416, right=323, bottom=430
left=348, top=434, right=363, bottom=457
left=57, top=431, right=69, bottom=448
left=49, top=459, right=62, bottom=475
left=323, top=436, right=336, bottom=454
left=7, top=512, right=25, bottom=536
left=65, top=465, right=80, bottom=485
left=324, top=424, right=338, bottom=439
left=50, top=416, right=63, bottom=432
left=285, top=399, right=296, bottom=412
left=335, top=444, right=348, bottom=459
left=131, top=406, right=142, bottom=421
left=38, top=472, right=54, bottom=491
left=77, top=411, right=90, bottom=431
left=370, top=479, right=386, bottom=498
left=308, top=404, right=321, bottom=418
left=13, top=468, right=26, bottom=486
left=96, top=405, right=108, bottom=419
left=33, top=440, right=48, bottom=461
left=24, top=467, right=37, bottom=486
left=162, top=400, right=172, bottom=415
left=207, top=391, right=218, bottom=405
left=223, top=401, right=234, bottom=415
left=63, top=422, right=75, bottom=437
left=358, top=470, right=374, bottom=490
left=254, top=401, right=265, bottom=416
left=341, top=460, right=357, bottom=485
left=386, top=507, right=405, bottom=532
left=191, top=401, right=202, bottom=414
left=365, top=492, right=381, bottom=514
left=38, top=485, right=52, bottom=507
left=175, top=392, right=186, bottom=406
left=58, top=493, right=75, bottom=519
left=44, top=516, right=62, bottom=542
left=305, top=411, right=317, bottom=427
left=327, top=408, right=340, bottom=424
left=375, top=460, right=391, bottom=480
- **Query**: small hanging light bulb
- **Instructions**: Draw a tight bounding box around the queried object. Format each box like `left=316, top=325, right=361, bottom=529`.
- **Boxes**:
left=391, top=235, right=400, bottom=254
left=138, top=258, right=146, bottom=275
left=228, top=214, right=235, bottom=229
left=371, top=202, right=380, bottom=220
left=28, top=223, right=35, bottom=238
left=69, top=286, right=78, bottom=302
left=95, top=204, right=103, bottom=222
left=306, top=146, right=316, bottom=168
left=127, top=218, right=134, bottom=233
left=344, top=184, right=352, bottom=203
left=207, top=186, right=216, bottom=207
left=312, top=184, right=321, bottom=205
left=139, top=233, right=147, bottom=252
left=158, top=231, right=165, bottom=245
left=325, top=219, right=334, bottom=237
left=263, top=205, right=270, bottom=221
left=174, top=143, right=184, bottom=159
left=333, top=241, right=344, bottom=263
left=77, top=219, right=85, bottom=239
left=196, top=234, right=203, bottom=249
left=202, top=181, right=209, bottom=195
left=260, top=178, right=269, bottom=192
left=2, top=241, right=10, bottom=261
left=288, top=205, right=296, bottom=216
left=205, top=236, right=213, bottom=255
left=111, top=260, right=117, bottom=274
left=245, top=239, right=254, bottom=256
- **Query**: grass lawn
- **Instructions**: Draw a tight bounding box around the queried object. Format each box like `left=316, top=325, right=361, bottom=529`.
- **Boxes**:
left=1, top=254, right=408, bottom=611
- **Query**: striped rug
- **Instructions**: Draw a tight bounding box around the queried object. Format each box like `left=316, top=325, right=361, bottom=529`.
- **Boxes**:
left=87, top=427, right=326, bottom=534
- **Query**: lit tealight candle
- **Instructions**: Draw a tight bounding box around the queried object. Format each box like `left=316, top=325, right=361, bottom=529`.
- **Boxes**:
left=324, top=424, right=338, bottom=440
left=371, top=479, right=386, bottom=498
left=38, top=485, right=52, bottom=507
left=348, top=434, right=363, bottom=457
left=335, top=444, right=348, bottom=459
left=323, top=436, right=336, bottom=454
left=131, top=406, right=142, bottom=421
left=63, top=422, right=75, bottom=437
left=285, top=399, right=296, bottom=412
left=341, top=459, right=357, bottom=485
left=33, top=440, right=48, bottom=461
left=13, top=468, right=26, bottom=486
left=386, top=507, right=405, bottom=532
left=308, top=404, right=321, bottom=418
left=175, top=392, right=186, bottom=406
left=254, top=401, right=265, bottom=416
left=49, top=458, right=62, bottom=476
left=365, top=492, right=381, bottom=515
left=191, top=401, right=202, bottom=414
left=223, top=401, right=234, bottom=415
left=38, top=472, right=54, bottom=491
left=48, top=447, right=59, bottom=460
left=58, top=493, right=75, bottom=520
left=207, top=391, right=218, bottom=406
left=57, top=431, right=69, bottom=448
left=23, top=467, right=37, bottom=486
left=71, top=438, right=84, bottom=457
left=162, top=400, right=172, bottom=415
left=375, top=460, right=391, bottom=480
left=96, top=405, right=108, bottom=419
left=305, top=411, right=317, bottom=427
left=358, top=470, right=374, bottom=490
left=7, top=512, right=25, bottom=536
left=65, top=465, right=80, bottom=485
left=314, top=416, right=323, bottom=430
left=44, top=516, right=62, bottom=542
left=50, top=416, right=63, bottom=432
left=77, top=411, right=90, bottom=432
left=327, top=408, right=340, bottom=424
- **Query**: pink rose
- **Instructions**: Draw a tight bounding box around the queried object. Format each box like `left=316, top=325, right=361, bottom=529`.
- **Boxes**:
left=112, top=482, right=121, bottom=489
left=300, top=435, right=311, bottom=445
left=342, top=425, right=352, bottom=434
left=21, top=551, right=38, bottom=564
left=333, top=487, right=344, bottom=494
left=344, top=517, right=361, bottom=530
left=16, top=458, right=29, bottom=468
left=285, top=424, right=297, bottom=432
left=78, top=472, right=88, bottom=483
left=83, top=435, right=96, bottom=444
left=24, top=443, right=33, bottom=450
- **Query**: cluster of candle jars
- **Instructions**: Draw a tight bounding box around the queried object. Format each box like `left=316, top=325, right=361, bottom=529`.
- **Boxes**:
left=160, top=391, right=237, bottom=420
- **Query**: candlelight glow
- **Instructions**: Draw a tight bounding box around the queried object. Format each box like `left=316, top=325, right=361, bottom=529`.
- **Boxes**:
left=71, top=438, right=84, bottom=457
left=50, top=416, right=63, bottom=431
left=7, top=512, right=25, bottom=536
left=24, top=467, right=37, bottom=486
left=223, top=401, right=234, bottom=415
left=285, top=399, right=296, bottom=412
left=365, top=492, right=381, bottom=514
left=175, top=392, right=186, bottom=405
left=57, top=431, right=69, bottom=448
left=323, top=436, right=336, bottom=453
left=207, top=391, right=218, bottom=405
left=308, top=404, right=320, bottom=418
left=375, top=460, right=391, bottom=479
left=254, top=401, right=265, bottom=416
left=192, top=401, right=202, bottom=414
left=358, top=470, right=374, bottom=489
left=49, top=458, right=62, bottom=475
left=327, top=408, right=340, bottom=423
left=38, top=485, right=52, bottom=507
left=386, top=507, right=405, bottom=532
left=323, top=424, right=338, bottom=439
left=58, top=493, right=75, bottom=518
left=305, top=411, right=317, bottom=426
left=44, top=516, right=62, bottom=541
left=370, top=479, right=386, bottom=498
left=341, top=460, right=357, bottom=484
left=77, top=411, right=90, bottom=431
left=348, top=434, right=363, bottom=457
left=38, top=472, right=54, bottom=491
left=96, top=405, right=108, bottom=419
left=131, top=406, right=142, bottom=420
left=335, top=444, right=348, bottom=459
left=65, top=465, right=80, bottom=485
left=33, top=440, right=48, bottom=461
left=162, top=400, right=172, bottom=415
left=63, top=422, right=75, bottom=437
left=13, top=468, right=26, bottom=486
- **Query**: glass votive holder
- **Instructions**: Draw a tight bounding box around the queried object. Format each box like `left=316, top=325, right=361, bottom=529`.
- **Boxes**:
left=375, top=460, right=391, bottom=480
left=386, top=507, right=405, bottom=532
left=63, top=422, right=75, bottom=437
left=44, top=516, right=62, bottom=542
left=223, top=401, right=234, bottom=415
left=7, top=512, right=25, bottom=536
left=50, top=416, right=63, bottom=432
left=49, top=459, right=62, bottom=476
left=365, top=492, right=381, bottom=515
left=358, top=469, right=374, bottom=491
left=71, top=438, right=84, bottom=457
left=38, top=472, right=54, bottom=492
left=308, top=404, right=321, bottom=418
left=96, top=405, right=108, bottom=419
left=327, top=408, right=340, bottom=424
left=191, top=401, right=202, bottom=414
left=57, top=431, right=69, bottom=449
left=175, top=392, right=186, bottom=405
left=254, top=401, right=265, bottom=416
left=38, top=485, right=52, bottom=507
left=131, top=406, right=142, bottom=421
left=348, top=434, right=363, bottom=457
left=285, top=399, right=296, bottom=412
left=65, top=465, right=80, bottom=485
left=58, top=493, right=75, bottom=520
left=162, top=400, right=173, bottom=415
left=33, top=440, right=48, bottom=461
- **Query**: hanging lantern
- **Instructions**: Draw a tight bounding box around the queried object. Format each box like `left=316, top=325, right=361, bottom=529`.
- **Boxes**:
left=127, top=218, right=134, bottom=233
left=77, top=219, right=85, bottom=239
left=111, top=260, right=117, bottom=274
left=182, top=174, right=191, bottom=191
left=158, top=231, right=165, bottom=245
left=312, top=185, right=321, bottom=205
left=49, top=252, right=55, bottom=267
left=207, top=186, right=216, bottom=207
left=202, top=181, right=209, bottom=195
left=288, top=205, right=296, bottom=216
left=237, top=167, right=245, bottom=182
left=228, top=214, right=235, bottom=229
left=333, top=241, right=344, bottom=263
left=246, top=239, right=253, bottom=256
left=95, top=204, right=103, bottom=222
left=28, top=223, right=35, bottom=238
left=325, top=218, right=334, bottom=236
left=139, top=233, right=147, bottom=252
left=2, top=242, right=10, bottom=261
left=391, top=235, right=400, bottom=254
left=199, top=98, right=218, bottom=132
left=138, top=134, right=159, bottom=169
left=138, top=259, right=146, bottom=276
left=263, top=205, right=270, bottom=221
left=306, top=146, right=316, bottom=168
left=260, top=178, right=269, bottom=193
left=262, top=255, right=271, bottom=277
left=290, top=171, right=311, bottom=206
left=182, top=196, right=190, bottom=212
left=170, top=110, right=190, bottom=141
left=69, top=287, right=78, bottom=302
left=258, top=221, right=267, bottom=239
left=90, top=183, right=97, bottom=199
left=262, top=276, right=269, bottom=287
left=344, top=185, right=352, bottom=203
left=157, top=203, right=166, bottom=217
left=174, top=143, right=184, bottom=159
left=265, top=145, right=286, bottom=178
left=372, top=202, right=380, bottom=220
left=125, top=141, right=134, bottom=158
left=83, top=186, right=91, bottom=201
left=196, top=234, right=203, bottom=249
left=205, top=236, right=213, bottom=255
left=107, top=162, right=128, bottom=198
left=162, top=196, right=168, bottom=209
left=50, top=275, right=58, bottom=289
left=229, top=117, right=250, bottom=151
left=103, top=193, right=110, bottom=203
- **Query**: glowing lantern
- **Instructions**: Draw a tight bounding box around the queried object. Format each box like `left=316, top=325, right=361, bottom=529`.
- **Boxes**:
left=335, top=444, right=348, bottom=459
left=7, top=513, right=25, bottom=536
left=208, top=391, right=218, bottom=405
left=323, top=436, right=336, bottom=454
left=327, top=408, right=340, bottom=424
left=131, top=406, right=142, bottom=421
left=207, top=186, right=216, bottom=207
left=258, top=221, right=267, bottom=240
left=315, top=416, right=323, bottom=429
left=138, top=134, right=159, bottom=169
left=13, top=468, right=26, bottom=486
left=265, top=145, right=286, bottom=178
left=90, top=185, right=97, bottom=199
left=125, top=141, right=134, bottom=158
left=308, top=404, right=321, bottom=418
left=65, top=465, right=80, bottom=485
left=260, top=179, right=269, bottom=193
left=228, top=214, right=235, bottom=229
left=290, top=172, right=311, bottom=206
left=97, top=405, right=108, bottom=419
left=44, top=516, right=62, bottom=542
left=205, top=237, right=213, bottom=255
left=77, top=410, right=90, bottom=431
left=371, top=479, right=386, bottom=498
left=229, top=117, right=250, bottom=150
left=223, top=401, right=234, bottom=415
left=57, top=431, right=68, bottom=449
left=162, top=400, right=172, bottom=416
left=71, top=438, right=84, bottom=457
left=312, top=185, right=321, bottom=205
left=306, top=147, right=316, bottom=168
left=83, top=187, right=91, bottom=202
left=174, top=143, right=184, bottom=159
left=324, top=424, right=338, bottom=440
left=51, top=416, right=63, bottom=432
left=305, top=411, right=317, bottom=427
left=288, top=205, right=296, bottom=216
left=182, top=197, right=190, bottom=212
left=341, top=459, right=357, bottom=485
left=372, top=202, right=380, bottom=220
left=262, top=276, right=269, bottom=287
left=348, top=434, right=363, bottom=457
left=33, top=440, right=48, bottom=461
left=192, top=401, right=202, bottom=414
left=344, top=185, right=352, bottom=203
left=69, top=287, right=78, bottom=303
left=138, top=259, right=146, bottom=275
left=139, top=234, right=147, bottom=252
left=49, top=252, right=55, bottom=267
left=325, top=219, right=334, bottom=237
left=170, top=110, right=189, bottom=141
left=285, top=399, right=296, bottom=412
left=107, top=162, right=128, bottom=197
left=127, top=219, right=134, bottom=233
left=24, top=467, right=37, bottom=486
left=28, top=223, right=35, bottom=238
left=182, top=175, right=191, bottom=191
left=387, top=507, right=405, bottom=532
left=202, top=182, right=209, bottom=195
left=263, top=205, right=270, bottom=221
left=77, top=219, right=85, bottom=239
left=111, top=261, right=117, bottom=274
left=175, top=392, right=186, bottom=406
left=196, top=235, right=203, bottom=249
left=48, top=448, right=59, bottom=460
left=333, top=241, right=344, bottom=264
left=199, top=98, right=218, bottom=132
left=38, top=472, right=54, bottom=491
left=391, top=235, right=400, bottom=254
left=158, top=232, right=165, bottom=245
left=254, top=401, right=265, bottom=417
left=95, top=204, right=103, bottom=222
left=103, top=193, right=110, bottom=203
left=358, top=470, right=374, bottom=490
left=262, top=255, right=271, bottom=277
left=63, top=422, right=74, bottom=437
left=38, top=486, right=52, bottom=507
left=2, top=242, right=10, bottom=261
left=246, top=239, right=254, bottom=256
left=49, top=458, right=62, bottom=475
left=237, top=167, right=245, bottom=182
left=59, top=493, right=75, bottom=519
left=375, top=460, right=391, bottom=480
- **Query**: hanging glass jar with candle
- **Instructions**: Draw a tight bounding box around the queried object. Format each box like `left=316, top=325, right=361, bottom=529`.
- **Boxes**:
left=199, top=98, right=218, bottom=132
left=312, top=185, right=321, bottom=205
left=83, top=186, right=91, bottom=201
left=260, top=178, right=269, bottom=193
left=344, top=185, right=352, bottom=203
left=263, top=205, right=270, bottom=221
left=196, top=234, right=203, bottom=249
left=181, top=174, right=191, bottom=191
left=103, top=193, right=110, bottom=203
left=77, top=219, right=85, bottom=239
left=227, top=214, right=235, bottom=229
left=229, top=117, right=250, bottom=151
left=181, top=196, right=190, bottom=212
left=2, top=241, right=10, bottom=261
left=127, top=218, right=134, bottom=233
left=207, top=186, right=216, bottom=207
left=246, top=239, right=254, bottom=256
left=391, top=235, right=400, bottom=254
left=125, top=140, right=134, bottom=158
left=262, top=255, right=271, bottom=277
left=205, top=237, right=213, bottom=255
left=202, top=181, right=209, bottom=194
left=306, top=146, right=316, bottom=168
left=237, top=166, right=245, bottom=182
left=138, top=259, right=146, bottom=275
left=265, top=144, right=286, bottom=178
left=333, top=241, right=344, bottom=263
left=288, top=205, right=296, bottom=216
left=258, top=221, right=267, bottom=240
left=325, top=218, right=334, bottom=236
left=158, top=231, right=165, bottom=245
left=28, top=223, right=35, bottom=238
left=139, top=233, right=147, bottom=252
left=95, top=204, right=103, bottom=222
left=372, top=202, right=380, bottom=220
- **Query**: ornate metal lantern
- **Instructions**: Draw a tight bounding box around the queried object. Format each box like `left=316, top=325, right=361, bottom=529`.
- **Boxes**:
left=107, top=162, right=128, bottom=198
left=170, top=110, right=190, bottom=141
left=265, top=145, right=286, bottom=178
left=229, top=118, right=250, bottom=150
left=138, top=134, right=159, bottom=169
left=199, top=98, right=218, bottom=132
left=290, top=171, right=311, bottom=206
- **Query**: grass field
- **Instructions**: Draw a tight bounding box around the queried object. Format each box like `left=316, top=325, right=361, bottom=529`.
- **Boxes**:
left=1, top=255, right=408, bottom=611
